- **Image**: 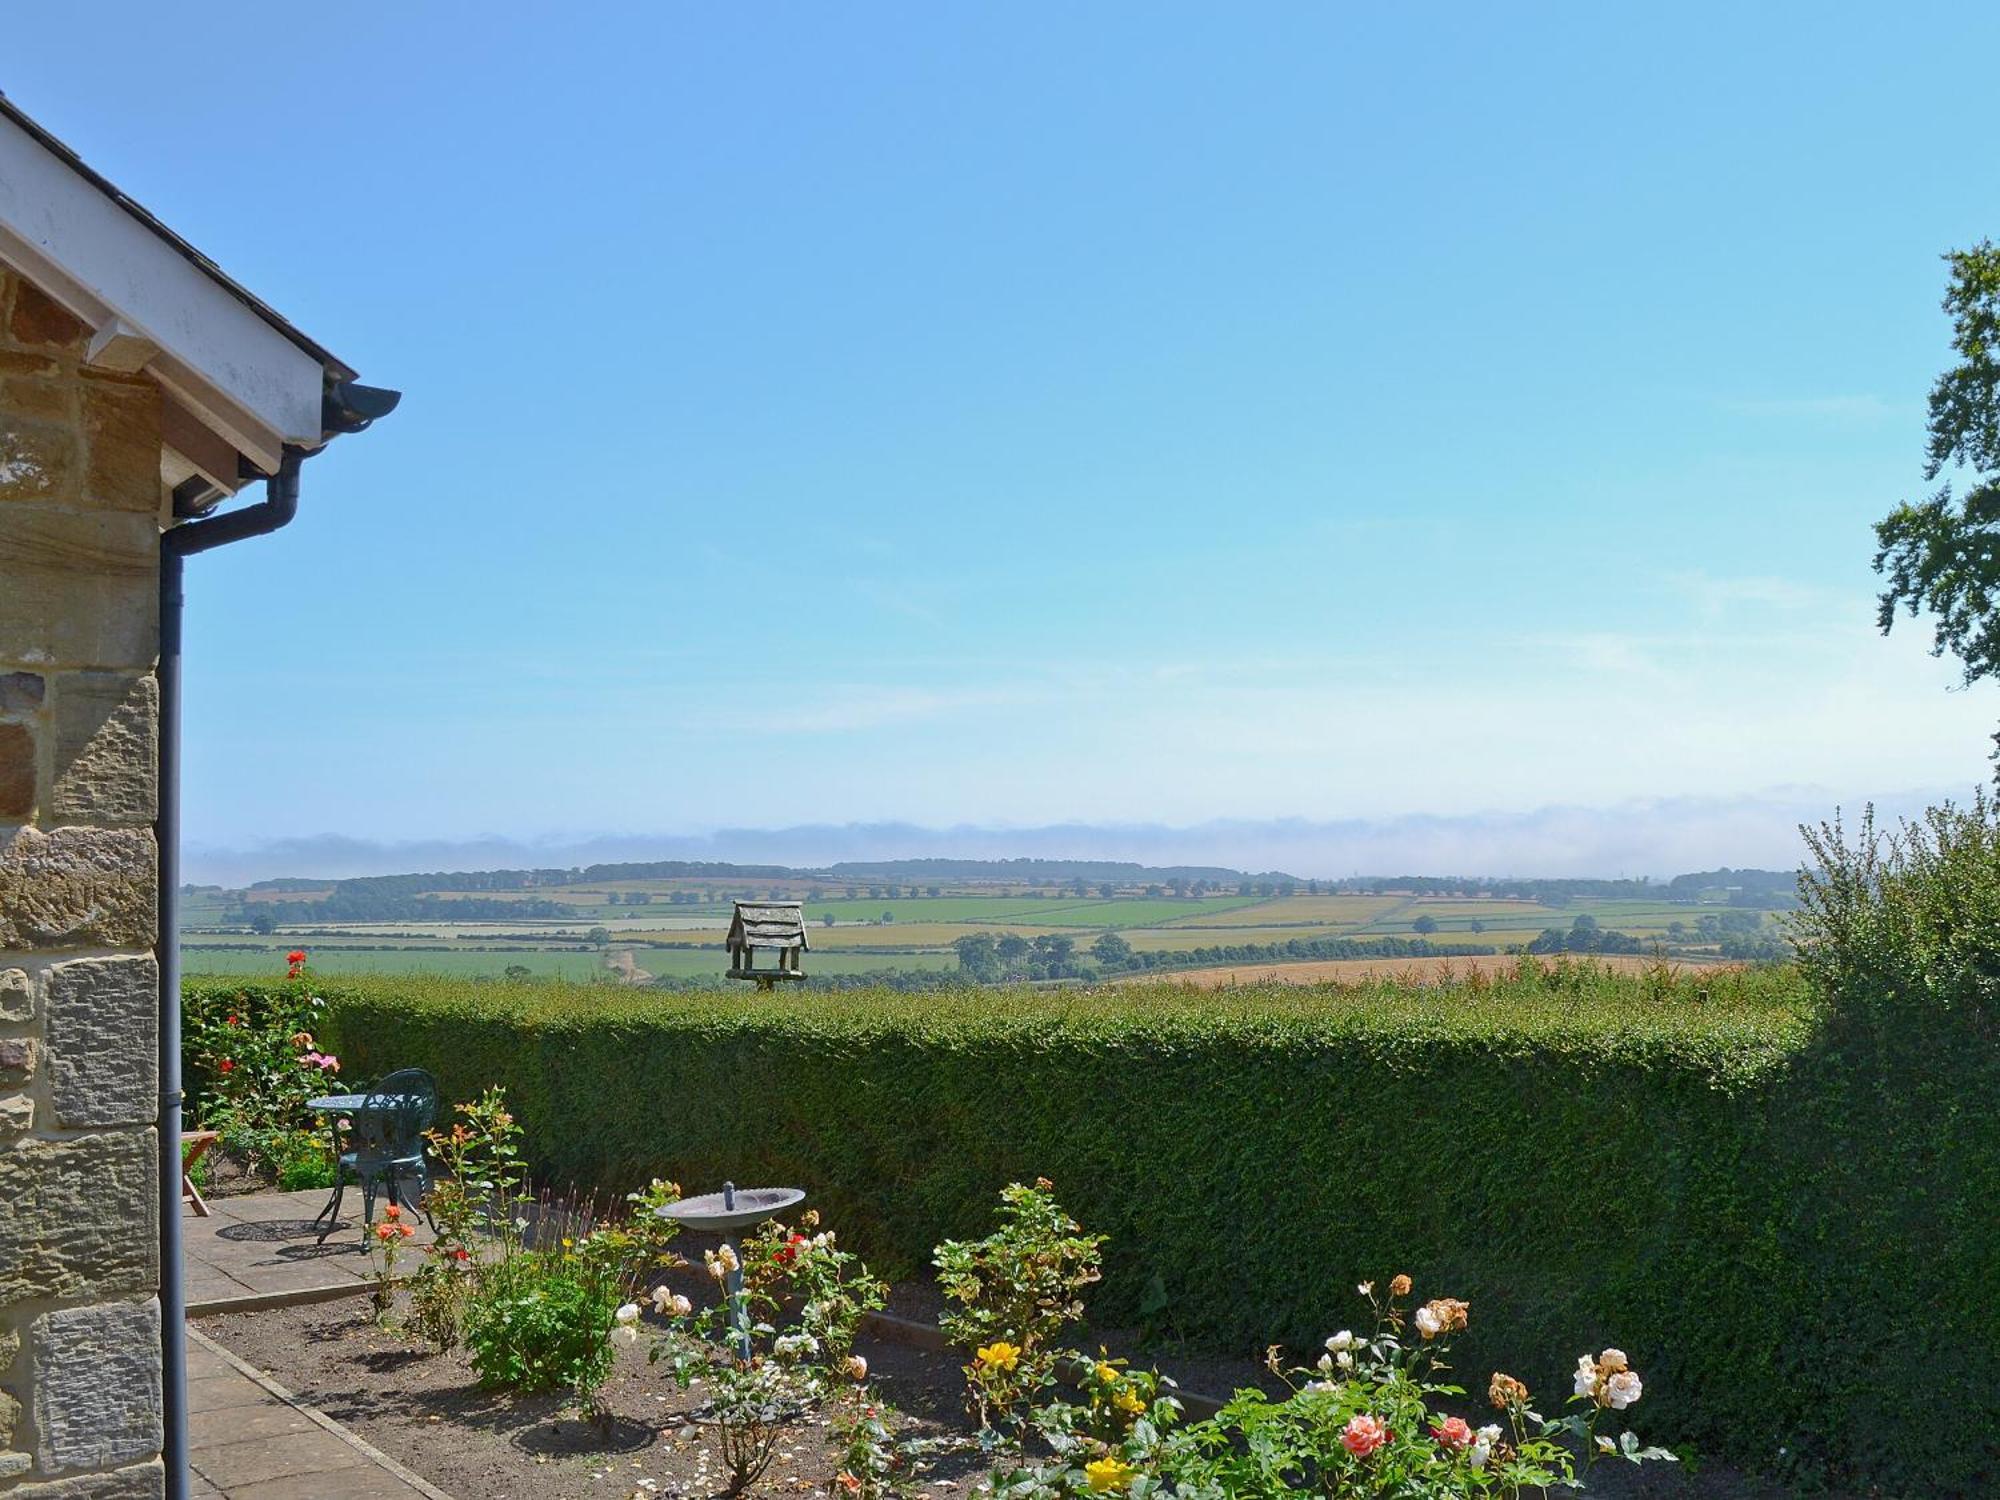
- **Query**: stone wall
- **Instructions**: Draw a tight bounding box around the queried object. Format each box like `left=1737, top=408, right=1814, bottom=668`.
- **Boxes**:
left=0, top=267, right=166, bottom=1498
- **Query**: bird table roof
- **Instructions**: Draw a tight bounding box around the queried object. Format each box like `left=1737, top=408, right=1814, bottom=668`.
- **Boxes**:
left=727, top=902, right=809, bottom=951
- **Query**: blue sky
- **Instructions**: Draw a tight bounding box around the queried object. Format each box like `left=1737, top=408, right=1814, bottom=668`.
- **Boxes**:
left=13, top=4, right=2000, bottom=878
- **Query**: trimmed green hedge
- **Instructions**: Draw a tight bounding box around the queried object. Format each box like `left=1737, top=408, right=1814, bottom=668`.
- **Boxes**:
left=184, top=963, right=1992, bottom=1493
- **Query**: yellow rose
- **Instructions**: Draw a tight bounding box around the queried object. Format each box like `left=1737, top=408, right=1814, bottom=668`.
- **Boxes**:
left=1084, top=1457, right=1138, bottom=1493
left=975, top=1341, right=1021, bottom=1372
left=1095, top=1361, right=1120, bottom=1385
left=1113, top=1388, right=1146, bottom=1417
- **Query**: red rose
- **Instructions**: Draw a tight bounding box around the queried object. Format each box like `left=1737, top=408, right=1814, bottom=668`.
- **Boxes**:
left=287, top=950, right=307, bottom=964
left=218, top=1059, right=235, bottom=1073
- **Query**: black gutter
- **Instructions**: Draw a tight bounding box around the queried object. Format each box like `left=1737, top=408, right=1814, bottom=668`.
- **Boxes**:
left=155, top=446, right=304, bottom=1500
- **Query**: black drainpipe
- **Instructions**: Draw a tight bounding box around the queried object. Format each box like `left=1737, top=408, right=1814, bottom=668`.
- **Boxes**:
left=155, top=374, right=393, bottom=1500
left=156, top=448, right=305, bottom=1500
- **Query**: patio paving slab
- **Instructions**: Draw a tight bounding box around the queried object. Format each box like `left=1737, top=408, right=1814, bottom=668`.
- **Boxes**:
left=185, top=1187, right=435, bottom=1312
left=185, top=1326, right=449, bottom=1500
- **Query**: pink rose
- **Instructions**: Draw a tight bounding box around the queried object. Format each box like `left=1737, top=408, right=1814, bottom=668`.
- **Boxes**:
left=1431, top=1416, right=1474, bottom=1451
left=1342, top=1414, right=1390, bottom=1458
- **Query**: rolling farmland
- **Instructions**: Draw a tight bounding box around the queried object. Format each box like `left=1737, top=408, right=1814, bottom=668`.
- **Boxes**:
left=182, top=868, right=1791, bottom=985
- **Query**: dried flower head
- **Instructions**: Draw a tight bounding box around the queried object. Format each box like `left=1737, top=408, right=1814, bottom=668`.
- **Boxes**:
left=1489, top=1372, right=1530, bottom=1410
left=1415, top=1297, right=1469, bottom=1339
left=1389, top=1273, right=1413, bottom=1298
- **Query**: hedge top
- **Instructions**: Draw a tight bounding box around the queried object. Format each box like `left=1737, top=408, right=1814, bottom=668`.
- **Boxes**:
left=186, top=962, right=1813, bottom=1086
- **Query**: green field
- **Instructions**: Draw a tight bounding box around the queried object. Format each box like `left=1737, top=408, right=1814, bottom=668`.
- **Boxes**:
left=183, top=946, right=612, bottom=980
left=183, top=941, right=959, bottom=982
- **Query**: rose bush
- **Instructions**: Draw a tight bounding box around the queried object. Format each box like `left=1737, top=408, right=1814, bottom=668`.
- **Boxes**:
left=183, top=953, right=340, bottom=1188
left=845, top=1184, right=1674, bottom=1500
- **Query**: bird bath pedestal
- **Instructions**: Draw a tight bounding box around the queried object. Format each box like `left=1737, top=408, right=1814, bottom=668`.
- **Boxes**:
left=656, top=1183, right=805, bottom=1360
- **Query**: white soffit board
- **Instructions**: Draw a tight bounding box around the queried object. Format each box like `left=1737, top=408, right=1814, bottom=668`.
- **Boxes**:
left=0, top=109, right=328, bottom=464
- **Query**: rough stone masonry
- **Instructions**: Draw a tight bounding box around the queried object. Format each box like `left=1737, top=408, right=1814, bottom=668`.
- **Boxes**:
left=0, top=266, right=167, bottom=1498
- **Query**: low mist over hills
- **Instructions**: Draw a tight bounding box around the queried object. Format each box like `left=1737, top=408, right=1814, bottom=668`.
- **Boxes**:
left=173, top=791, right=1932, bottom=889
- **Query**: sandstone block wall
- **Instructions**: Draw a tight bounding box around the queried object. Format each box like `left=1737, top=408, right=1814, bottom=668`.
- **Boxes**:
left=0, top=267, right=166, bottom=1495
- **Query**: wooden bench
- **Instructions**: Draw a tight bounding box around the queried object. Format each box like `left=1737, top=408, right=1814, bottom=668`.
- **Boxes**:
left=181, top=1130, right=220, bottom=1217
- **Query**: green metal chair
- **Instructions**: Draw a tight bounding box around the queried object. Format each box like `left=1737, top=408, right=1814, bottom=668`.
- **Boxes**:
left=316, top=1068, right=438, bottom=1244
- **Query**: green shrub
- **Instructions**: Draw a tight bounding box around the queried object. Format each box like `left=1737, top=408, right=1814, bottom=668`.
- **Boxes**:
left=463, top=1249, right=621, bottom=1402
left=268, top=1129, right=335, bottom=1192
left=935, top=1179, right=1104, bottom=1426
left=183, top=957, right=1991, bottom=1493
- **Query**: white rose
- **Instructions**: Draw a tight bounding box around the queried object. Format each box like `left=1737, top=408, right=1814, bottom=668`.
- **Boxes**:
left=1324, top=1330, right=1355, bottom=1352
left=1414, top=1305, right=1441, bottom=1338
left=1316, top=1354, right=1334, bottom=1373
left=1573, top=1354, right=1601, bottom=1398
left=1301, top=1379, right=1337, bottom=1394
left=610, top=1303, right=642, bottom=1345
left=1476, top=1425, right=1501, bottom=1444
left=1356, top=1282, right=1374, bottom=1297
left=1336, top=1351, right=1355, bottom=1371
left=1468, top=1440, right=1491, bottom=1470
left=1606, top=1370, right=1643, bottom=1409
left=1597, top=1348, right=1629, bottom=1374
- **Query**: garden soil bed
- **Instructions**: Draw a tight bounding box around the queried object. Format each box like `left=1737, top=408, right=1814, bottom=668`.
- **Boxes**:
left=204, top=1293, right=984, bottom=1500
left=205, top=1287, right=1844, bottom=1500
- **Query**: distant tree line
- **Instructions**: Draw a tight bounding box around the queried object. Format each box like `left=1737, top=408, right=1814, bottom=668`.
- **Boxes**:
left=951, top=931, right=1492, bottom=983
left=235, top=893, right=568, bottom=929
left=1525, top=916, right=1649, bottom=956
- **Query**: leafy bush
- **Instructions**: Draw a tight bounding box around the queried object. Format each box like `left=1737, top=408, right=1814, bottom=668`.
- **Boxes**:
left=464, top=1247, right=624, bottom=1401
left=645, top=1213, right=883, bottom=1492
left=186, top=958, right=1997, bottom=1491
left=935, top=1179, right=1104, bottom=1426
left=854, top=1186, right=1673, bottom=1499
left=184, top=955, right=343, bottom=1183
left=1798, top=798, right=2000, bottom=1025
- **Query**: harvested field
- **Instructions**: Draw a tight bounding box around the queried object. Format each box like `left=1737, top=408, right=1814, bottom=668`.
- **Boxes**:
left=1111, top=952, right=1738, bottom=988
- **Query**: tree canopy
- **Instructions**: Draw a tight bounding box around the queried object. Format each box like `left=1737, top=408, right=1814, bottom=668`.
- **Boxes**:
left=1876, top=241, right=2000, bottom=763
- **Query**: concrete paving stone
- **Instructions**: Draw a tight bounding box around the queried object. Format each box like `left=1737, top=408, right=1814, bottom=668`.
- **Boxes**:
left=188, top=1400, right=318, bottom=1447
left=186, top=1271, right=253, bottom=1303
left=183, top=1339, right=232, bottom=1377
left=189, top=1427, right=369, bottom=1490
left=206, top=1193, right=335, bottom=1223
left=186, top=1373, right=268, bottom=1415
left=225, top=1464, right=436, bottom=1500
left=209, top=1261, right=373, bottom=1296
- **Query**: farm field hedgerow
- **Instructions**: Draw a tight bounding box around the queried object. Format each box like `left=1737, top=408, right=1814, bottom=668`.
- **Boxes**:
left=1160, top=894, right=1401, bottom=927
left=802, top=895, right=1264, bottom=927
